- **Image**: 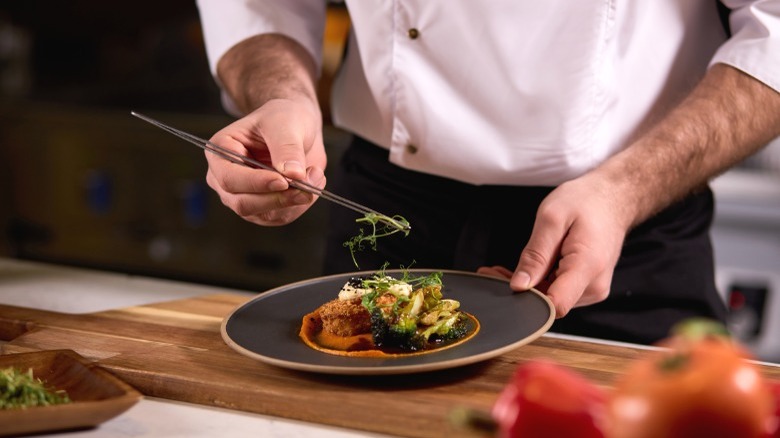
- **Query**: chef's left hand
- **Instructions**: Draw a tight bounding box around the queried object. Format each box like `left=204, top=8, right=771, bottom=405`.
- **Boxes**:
left=479, top=174, right=632, bottom=318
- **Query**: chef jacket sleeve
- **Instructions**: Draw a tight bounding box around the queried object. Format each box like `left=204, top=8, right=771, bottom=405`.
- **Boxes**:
left=195, top=0, right=328, bottom=115
left=712, top=0, right=780, bottom=92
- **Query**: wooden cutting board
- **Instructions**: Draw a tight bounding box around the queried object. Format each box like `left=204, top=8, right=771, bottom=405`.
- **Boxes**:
left=2, top=294, right=779, bottom=438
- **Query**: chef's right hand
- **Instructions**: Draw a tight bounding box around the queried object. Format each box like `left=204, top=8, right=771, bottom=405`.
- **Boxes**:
left=205, top=97, right=327, bottom=226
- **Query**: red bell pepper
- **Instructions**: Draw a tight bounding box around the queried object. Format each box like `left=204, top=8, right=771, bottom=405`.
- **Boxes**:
left=491, top=360, right=607, bottom=438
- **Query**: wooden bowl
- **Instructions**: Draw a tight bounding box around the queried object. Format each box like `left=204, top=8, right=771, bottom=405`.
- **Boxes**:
left=0, top=349, right=141, bottom=436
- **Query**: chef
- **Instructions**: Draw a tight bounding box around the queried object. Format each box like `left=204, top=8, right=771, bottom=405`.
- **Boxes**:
left=194, top=1, right=780, bottom=344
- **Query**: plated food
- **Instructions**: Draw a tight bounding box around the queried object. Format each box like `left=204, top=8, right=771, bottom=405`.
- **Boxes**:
left=223, top=269, right=554, bottom=375
left=300, top=270, right=480, bottom=357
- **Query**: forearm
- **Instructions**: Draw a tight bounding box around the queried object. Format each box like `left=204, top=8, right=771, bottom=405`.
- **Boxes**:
left=594, top=63, right=780, bottom=228
left=216, top=33, right=320, bottom=115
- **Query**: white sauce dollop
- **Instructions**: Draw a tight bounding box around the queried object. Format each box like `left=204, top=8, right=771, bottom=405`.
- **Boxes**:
left=337, top=276, right=413, bottom=301
left=387, top=282, right=413, bottom=297
left=338, top=282, right=372, bottom=301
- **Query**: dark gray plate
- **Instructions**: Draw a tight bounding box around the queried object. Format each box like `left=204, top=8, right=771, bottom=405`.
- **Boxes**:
left=221, top=270, right=554, bottom=375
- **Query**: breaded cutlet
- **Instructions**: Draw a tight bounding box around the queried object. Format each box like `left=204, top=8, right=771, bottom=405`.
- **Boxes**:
left=318, top=298, right=372, bottom=337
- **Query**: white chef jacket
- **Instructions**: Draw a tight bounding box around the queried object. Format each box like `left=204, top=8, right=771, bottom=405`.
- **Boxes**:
left=196, top=0, right=780, bottom=186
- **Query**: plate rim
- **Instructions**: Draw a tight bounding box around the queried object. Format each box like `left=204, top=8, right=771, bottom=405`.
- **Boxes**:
left=221, top=269, right=555, bottom=375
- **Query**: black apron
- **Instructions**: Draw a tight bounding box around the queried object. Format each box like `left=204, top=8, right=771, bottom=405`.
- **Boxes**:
left=322, top=136, right=728, bottom=345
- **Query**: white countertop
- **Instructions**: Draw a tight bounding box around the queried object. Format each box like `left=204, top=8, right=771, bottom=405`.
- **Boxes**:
left=0, top=258, right=392, bottom=438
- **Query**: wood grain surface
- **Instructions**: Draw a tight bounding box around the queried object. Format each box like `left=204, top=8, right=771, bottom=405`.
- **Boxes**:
left=1, top=294, right=778, bottom=438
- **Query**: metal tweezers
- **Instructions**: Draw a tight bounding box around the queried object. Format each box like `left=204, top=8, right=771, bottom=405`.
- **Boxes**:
left=131, top=111, right=410, bottom=232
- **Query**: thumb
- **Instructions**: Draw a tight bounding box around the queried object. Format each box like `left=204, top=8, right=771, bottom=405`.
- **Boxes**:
left=262, top=122, right=308, bottom=181
left=510, top=221, right=562, bottom=291
left=253, top=101, right=318, bottom=182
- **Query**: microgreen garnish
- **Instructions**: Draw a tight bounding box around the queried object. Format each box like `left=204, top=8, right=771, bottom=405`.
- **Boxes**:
left=0, top=367, right=71, bottom=410
left=344, top=213, right=411, bottom=268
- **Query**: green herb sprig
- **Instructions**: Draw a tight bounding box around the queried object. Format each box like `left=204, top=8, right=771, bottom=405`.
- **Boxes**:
left=344, top=213, right=411, bottom=268
left=0, top=367, right=71, bottom=410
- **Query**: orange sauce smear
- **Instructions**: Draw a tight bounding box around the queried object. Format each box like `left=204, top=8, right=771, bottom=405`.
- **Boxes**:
left=299, top=309, right=480, bottom=358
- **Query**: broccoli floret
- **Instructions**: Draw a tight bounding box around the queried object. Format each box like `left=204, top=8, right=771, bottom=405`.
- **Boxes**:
left=369, top=308, right=471, bottom=352
left=370, top=309, right=425, bottom=351
left=361, top=271, right=471, bottom=352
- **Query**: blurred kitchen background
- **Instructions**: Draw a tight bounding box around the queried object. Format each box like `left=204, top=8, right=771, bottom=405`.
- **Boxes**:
left=0, top=3, right=778, bottom=362
left=0, top=2, right=352, bottom=291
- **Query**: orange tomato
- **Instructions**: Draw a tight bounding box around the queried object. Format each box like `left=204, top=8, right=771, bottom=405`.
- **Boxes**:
left=607, top=321, right=775, bottom=438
